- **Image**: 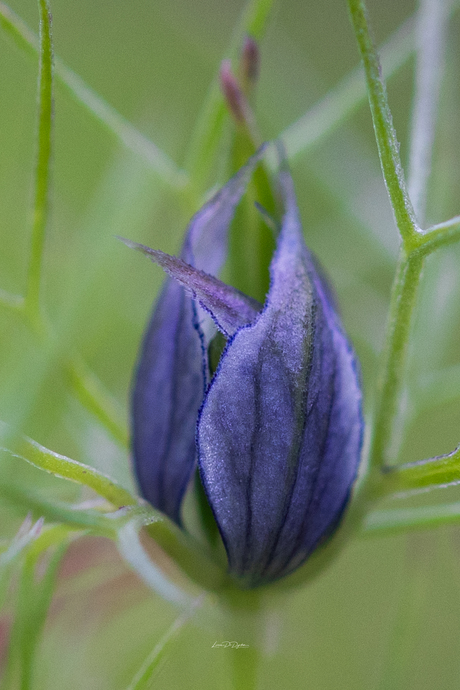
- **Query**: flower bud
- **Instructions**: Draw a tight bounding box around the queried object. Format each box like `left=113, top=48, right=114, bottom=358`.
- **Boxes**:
left=129, top=146, right=363, bottom=587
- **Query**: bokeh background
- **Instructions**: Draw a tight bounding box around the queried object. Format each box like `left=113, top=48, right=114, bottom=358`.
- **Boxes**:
left=1, top=0, right=460, bottom=687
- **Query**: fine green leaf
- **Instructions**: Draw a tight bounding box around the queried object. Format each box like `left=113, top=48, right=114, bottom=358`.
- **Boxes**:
left=117, top=520, right=193, bottom=608
left=0, top=482, right=123, bottom=533
left=378, top=445, right=460, bottom=497
left=4, top=526, right=70, bottom=690
left=0, top=515, right=43, bottom=612
left=413, top=214, right=460, bottom=255
left=0, top=425, right=137, bottom=508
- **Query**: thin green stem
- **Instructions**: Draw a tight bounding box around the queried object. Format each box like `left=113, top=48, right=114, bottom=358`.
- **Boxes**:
left=368, top=251, right=424, bottom=472
left=0, top=2, right=132, bottom=445
left=0, top=481, right=122, bottom=534
left=117, top=521, right=193, bottom=607
left=24, top=0, right=53, bottom=325
left=362, top=0, right=460, bottom=478
left=0, top=1, right=187, bottom=190
left=371, top=444, right=460, bottom=499
left=0, top=424, right=137, bottom=508
left=412, top=215, right=460, bottom=255
left=347, top=0, right=419, bottom=244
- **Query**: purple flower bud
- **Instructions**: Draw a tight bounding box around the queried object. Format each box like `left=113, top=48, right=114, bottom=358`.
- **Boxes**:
left=130, top=149, right=266, bottom=525
left=241, top=36, right=260, bottom=88
left=130, top=148, right=363, bottom=586
left=220, top=60, right=251, bottom=126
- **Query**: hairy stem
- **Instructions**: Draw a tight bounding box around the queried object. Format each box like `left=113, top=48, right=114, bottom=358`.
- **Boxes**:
left=347, top=0, right=419, bottom=244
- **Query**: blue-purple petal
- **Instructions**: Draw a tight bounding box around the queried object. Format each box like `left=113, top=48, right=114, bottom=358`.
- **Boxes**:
left=131, top=148, right=266, bottom=524
left=122, top=240, right=262, bottom=337
left=132, top=281, right=204, bottom=524
left=197, top=167, right=363, bottom=586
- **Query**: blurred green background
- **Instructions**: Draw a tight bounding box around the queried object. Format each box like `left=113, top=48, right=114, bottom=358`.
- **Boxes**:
left=1, top=0, right=460, bottom=688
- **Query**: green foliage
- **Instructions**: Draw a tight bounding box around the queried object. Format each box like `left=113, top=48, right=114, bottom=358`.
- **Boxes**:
left=1, top=0, right=460, bottom=687
left=2, top=525, right=70, bottom=690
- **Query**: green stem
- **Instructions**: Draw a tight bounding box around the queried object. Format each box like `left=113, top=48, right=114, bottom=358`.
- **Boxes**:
left=0, top=482, right=119, bottom=534
left=24, top=0, right=53, bottom=325
left=368, top=251, right=424, bottom=472
left=0, top=425, right=136, bottom=508
left=413, top=215, right=460, bottom=255
left=347, top=0, right=419, bottom=244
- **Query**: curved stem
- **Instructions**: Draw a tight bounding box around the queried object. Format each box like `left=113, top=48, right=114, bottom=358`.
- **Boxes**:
left=413, top=215, right=460, bottom=255
left=370, top=444, right=460, bottom=499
